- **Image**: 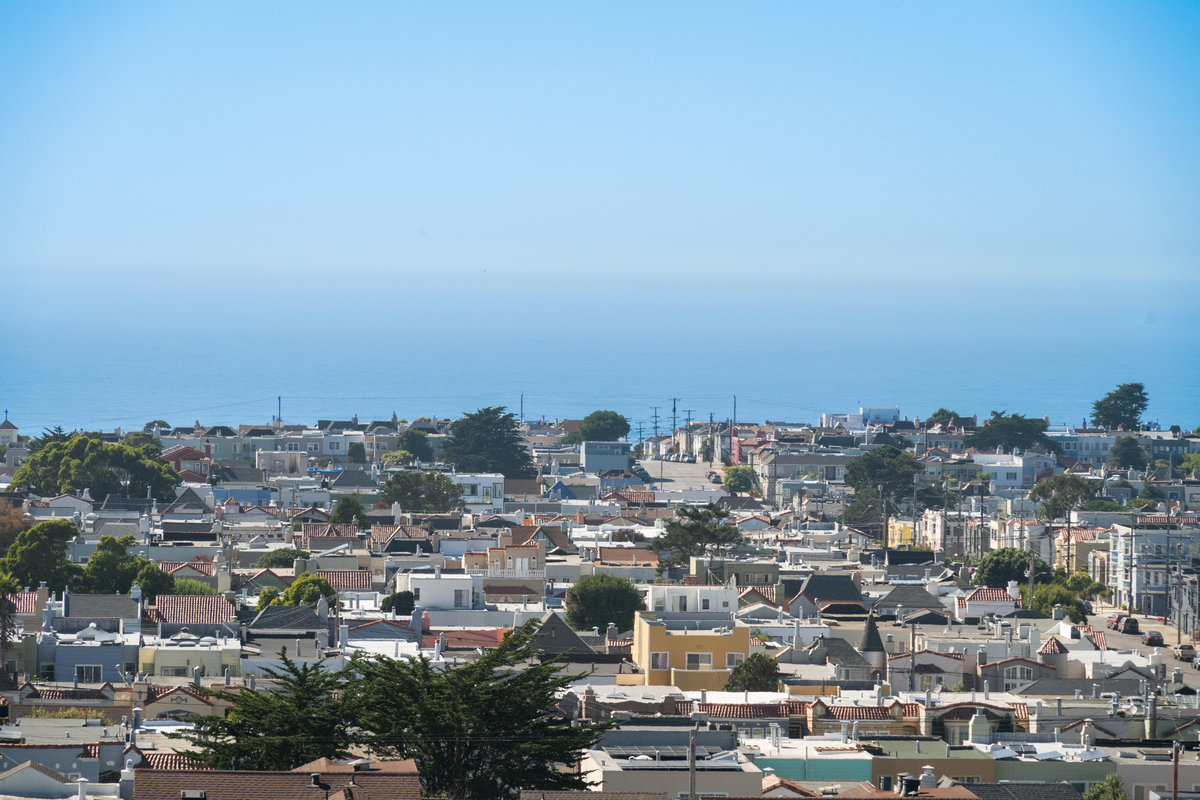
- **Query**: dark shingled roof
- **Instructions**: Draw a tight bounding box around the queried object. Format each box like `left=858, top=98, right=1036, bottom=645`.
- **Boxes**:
left=797, top=573, right=863, bottom=605
left=967, top=784, right=1083, bottom=800
left=859, top=613, right=885, bottom=653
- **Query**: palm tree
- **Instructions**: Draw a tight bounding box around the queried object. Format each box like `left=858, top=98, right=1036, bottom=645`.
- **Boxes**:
left=0, top=573, right=20, bottom=687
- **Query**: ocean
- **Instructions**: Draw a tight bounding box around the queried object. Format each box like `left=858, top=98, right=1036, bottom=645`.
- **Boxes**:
left=1, top=278, right=1196, bottom=435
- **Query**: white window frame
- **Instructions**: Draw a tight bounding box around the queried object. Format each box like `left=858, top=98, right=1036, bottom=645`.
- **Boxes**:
left=726, top=652, right=745, bottom=668
left=650, top=652, right=669, bottom=670
left=75, top=664, right=103, bottom=683
left=686, top=652, right=712, bottom=670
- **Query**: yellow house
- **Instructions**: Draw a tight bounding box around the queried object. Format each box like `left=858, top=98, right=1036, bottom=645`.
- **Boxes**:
left=887, top=518, right=915, bottom=549
left=139, top=632, right=242, bottom=679
left=631, top=612, right=752, bottom=691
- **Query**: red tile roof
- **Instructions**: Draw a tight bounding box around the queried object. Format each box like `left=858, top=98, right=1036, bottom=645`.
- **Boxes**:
left=132, top=769, right=420, bottom=800
left=965, top=587, right=1019, bottom=602
left=140, top=751, right=204, bottom=770
left=1038, top=636, right=1068, bottom=655
left=9, top=592, right=38, bottom=614
left=421, top=629, right=508, bottom=650
left=159, top=561, right=216, bottom=577
left=315, top=569, right=374, bottom=590
left=820, top=705, right=894, bottom=720
left=691, top=700, right=808, bottom=719
left=149, top=595, right=235, bottom=624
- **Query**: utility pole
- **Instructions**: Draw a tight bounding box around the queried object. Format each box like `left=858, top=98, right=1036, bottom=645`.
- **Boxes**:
left=671, top=398, right=680, bottom=451
left=733, top=395, right=737, bottom=428
left=688, top=721, right=698, bottom=800
left=879, top=483, right=887, bottom=543
left=708, top=412, right=714, bottom=465
left=651, top=406, right=660, bottom=440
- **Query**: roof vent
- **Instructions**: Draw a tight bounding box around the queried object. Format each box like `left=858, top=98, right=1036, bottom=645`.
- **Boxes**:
left=180, top=792, right=206, bottom=800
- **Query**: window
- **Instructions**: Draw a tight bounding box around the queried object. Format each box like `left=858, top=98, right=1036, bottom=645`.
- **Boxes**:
left=650, top=652, right=669, bottom=670
left=701, top=598, right=710, bottom=610
left=1003, top=664, right=1033, bottom=691
left=413, top=587, right=420, bottom=601
left=75, top=665, right=103, bottom=683
left=727, top=652, right=745, bottom=668
left=39, top=664, right=54, bottom=681
left=161, top=666, right=189, bottom=677
left=1006, top=472, right=1017, bottom=480
left=686, top=652, right=712, bottom=670
left=329, top=442, right=339, bottom=451
left=454, top=589, right=469, bottom=608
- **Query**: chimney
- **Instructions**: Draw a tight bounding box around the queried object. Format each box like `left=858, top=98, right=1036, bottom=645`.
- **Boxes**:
left=983, top=680, right=990, bottom=700
left=77, top=777, right=88, bottom=800
left=919, top=765, right=936, bottom=789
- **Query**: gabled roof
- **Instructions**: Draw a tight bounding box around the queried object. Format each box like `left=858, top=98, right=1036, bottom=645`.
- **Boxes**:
left=162, top=488, right=210, bottom=515
left=315, top=569, right=373, bottom=590
left=796, top=573, right=863, bottom=605
left=331, top=471, right=377, bottom=489
left=148, top=595, right=235, bottom=624
left=874, top=584, right=944, bottom=611
left=249, top=604, right=326, bottom=632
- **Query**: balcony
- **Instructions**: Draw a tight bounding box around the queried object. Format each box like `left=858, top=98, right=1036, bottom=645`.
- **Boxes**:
left=465, top=568, right=545, bottom=579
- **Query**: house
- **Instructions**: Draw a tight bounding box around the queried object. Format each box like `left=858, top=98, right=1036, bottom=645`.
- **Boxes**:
left=580, top=722, right=762, bottom=797
left=789, top=573, right=866, bottom=619
left=631, top=611, right=751, bottom=690
left=955, top=585, right=1021, bottom=621
left=133, top=761, right=421, bottom=800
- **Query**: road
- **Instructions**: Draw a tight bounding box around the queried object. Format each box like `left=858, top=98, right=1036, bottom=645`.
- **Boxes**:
left=1083, top=605, right=1200, bottom=690
left=636, top=457, right=725, bottom=491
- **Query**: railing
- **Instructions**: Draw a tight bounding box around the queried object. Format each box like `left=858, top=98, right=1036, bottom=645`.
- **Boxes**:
left=464, top=568, right=546, bottom=579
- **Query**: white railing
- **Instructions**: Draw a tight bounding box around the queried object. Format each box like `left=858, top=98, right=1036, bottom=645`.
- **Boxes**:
left=465, top=568, right=546, bottom=579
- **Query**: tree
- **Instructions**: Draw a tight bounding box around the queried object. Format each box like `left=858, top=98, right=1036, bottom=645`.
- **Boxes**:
left=254, top=548, right=309, bottom=569
left=172, top=578, right=215, bottom=596
left=280, top=573, right=337, bottom=607
left=1092, top=383, right=1148, bottom=431
left=1029, top=474, right=1094, bottom=522
left=351, top=620, right=616, bottom=799
left=172, top=652, right=356, bottom=770
left=13, top=435, right=180, bottom=501
left=380, top=590, right=415, bottom=616
left=565, top=574, right=643, bottom=632
left=926, top=408, right=959, bottom=427
left=725, top=652, right=781, bottom=691
left=330, top=494, right=370, bottom=528
left=649, top=503, right=743, bottom=573
left=722, top=465, right=756, bottom=496
left=974, top=547, right=1049, bottom=588
left=1028, top=583, right=1087, bottom=624
left=346, top=442, right=367, bottom=464
left=1181, top=453, right=1200, bottom=478
left=1109, top=436, right=1148, bottom=470
left=442, top=407, right=535, bottom=479
left=143, top=420, right=171, bottom=433
left=0, top=503, right=31, bottom=558
left=1080, top=499, right=1125, bottom=512
left=133, top=564, right=175, bottom=602
left=1082, top=773, right=1127, bottom=800
left=0, top=519, right=80, bottom=591
left=80, top=535, right=149, bottom=594
left=398, top=428, right=434, bottom=462
left=844, top=445, right=922, bottom=505
left=377, top=448, right=415, bottom=465
left=1137, top=482, right=1165, bottom=502
left=0, top=572, right=19, bottom=684
left=256, top=587, right=281, bottom=610
left=962, top=412, right=1060, bottom=454
left=561, top=411, right=630, bottom=445
left=380, top=471, right=463, bottom=513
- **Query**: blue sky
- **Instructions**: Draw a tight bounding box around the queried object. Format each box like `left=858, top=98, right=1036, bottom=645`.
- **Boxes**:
left=1, top=2, right=1198, bottom=430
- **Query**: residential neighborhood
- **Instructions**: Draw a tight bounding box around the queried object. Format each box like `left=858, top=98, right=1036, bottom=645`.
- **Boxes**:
left=0, top=397, right=1197, bottom=800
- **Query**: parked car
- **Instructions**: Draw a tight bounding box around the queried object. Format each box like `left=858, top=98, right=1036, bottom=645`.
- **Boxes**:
left=1107, top=612, right=1128, bottom=630
left=1119, top=617, right=1139, bottom=634
left=1143, top=630, right=1165, bottom=647
left=1173, top=643, right=1195, bottom=661
left=1192, top=655, right=1200, bottom=670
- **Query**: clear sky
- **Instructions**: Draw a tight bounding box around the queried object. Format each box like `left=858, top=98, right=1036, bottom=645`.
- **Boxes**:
left=1, top=2, right=1198, bottom=431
